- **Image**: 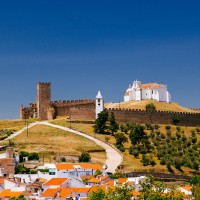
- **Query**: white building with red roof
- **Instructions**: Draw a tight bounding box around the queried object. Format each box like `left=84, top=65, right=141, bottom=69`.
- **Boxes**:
left=124, top=80, right=171, bottom=103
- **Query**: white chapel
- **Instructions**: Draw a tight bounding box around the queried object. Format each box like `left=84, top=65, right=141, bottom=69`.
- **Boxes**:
left=124, top=80, right=171, bottom=103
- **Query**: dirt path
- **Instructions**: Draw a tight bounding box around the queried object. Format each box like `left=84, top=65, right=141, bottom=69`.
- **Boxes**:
left=6, top=121, right=123, bottom=173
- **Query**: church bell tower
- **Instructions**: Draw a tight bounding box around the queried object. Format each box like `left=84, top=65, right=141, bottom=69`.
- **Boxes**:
left=96, top=91, right=104, bottom=118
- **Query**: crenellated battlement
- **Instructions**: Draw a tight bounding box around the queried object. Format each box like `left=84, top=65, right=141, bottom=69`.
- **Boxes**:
left=106, top=108, right=200, bottom=116
left=106, top=107, right=200, bottom=126
left=37, top=82, right=51, bottom=85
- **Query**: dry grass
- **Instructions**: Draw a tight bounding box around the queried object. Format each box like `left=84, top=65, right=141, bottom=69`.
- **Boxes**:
left=0, top=119, right=37, bottom=131
left=51, top=119, right=200, bottom=175
left=1, top=125, right=106, bottom=165
left=105, top=100, right=200, bottom=113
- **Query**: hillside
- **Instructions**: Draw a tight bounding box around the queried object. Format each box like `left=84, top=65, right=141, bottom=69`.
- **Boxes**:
left=105, top=100, right=199, bottom=113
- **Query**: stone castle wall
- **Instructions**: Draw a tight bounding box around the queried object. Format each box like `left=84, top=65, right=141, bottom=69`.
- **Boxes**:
left=53, top=99, right=95, bottom=120
left=20, top=82, right=200, bottom=126
left=107, top=108, right=200, bottom=126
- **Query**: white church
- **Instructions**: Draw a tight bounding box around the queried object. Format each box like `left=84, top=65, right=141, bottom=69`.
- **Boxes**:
left=124, top=80, right=171, bottom=103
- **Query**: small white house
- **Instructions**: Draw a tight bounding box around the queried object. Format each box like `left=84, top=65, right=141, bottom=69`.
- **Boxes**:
left=124, top=80, right=171, bottom=103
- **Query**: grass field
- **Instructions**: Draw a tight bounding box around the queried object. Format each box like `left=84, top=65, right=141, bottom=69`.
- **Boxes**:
left=105, top=99, right=200, bottom=113
left=0, top=118, right=37, bottom=131
left=1, top=124, right=106, bottom=165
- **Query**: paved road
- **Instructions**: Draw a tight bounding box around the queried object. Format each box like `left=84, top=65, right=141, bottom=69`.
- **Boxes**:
left=6, top=121, right=123, bottom=173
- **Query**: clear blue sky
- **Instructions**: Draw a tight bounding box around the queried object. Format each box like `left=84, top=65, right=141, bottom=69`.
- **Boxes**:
left=0, top=0, right=199, bottom=119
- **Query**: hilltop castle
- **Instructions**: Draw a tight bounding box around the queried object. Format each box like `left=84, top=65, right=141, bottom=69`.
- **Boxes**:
left=124, top=80, right=171, bottom=103
left=20, top=82, right=103, bottom=120
left=20, top=82, right=200, bottom=127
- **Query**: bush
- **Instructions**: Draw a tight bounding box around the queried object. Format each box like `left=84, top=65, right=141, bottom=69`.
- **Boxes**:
left=160, top=158, right=166, bottom=165
left=30, top=169, right=37, bottom=174
left=165, top=125, right=171, bottom=130
left=150, top=159, right=156, bottom=166
left=79, top=152, right=91, bottom=162
left=141, top=155, right=150, bottom=166
left=116, top=144, right=125, bottom=152
left=4, top=129, right=14, bottom=136
left=150, top=132, right=155, bottom=139
left=28, top=152, right=39, bottom=161
left=172, top=116, right=180, bottom=125
left=161, top=133, right=166, bottom=139
left=60, top=157, right=66, bottom=162
left=154, top=124, right=160, bottom=130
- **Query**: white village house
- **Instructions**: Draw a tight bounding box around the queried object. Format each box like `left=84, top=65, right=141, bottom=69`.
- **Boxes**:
left=124, top=80, right=171, bottom=103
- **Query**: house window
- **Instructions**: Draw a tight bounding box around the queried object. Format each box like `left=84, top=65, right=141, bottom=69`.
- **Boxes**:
left=152, top=91, right=153, bottom=94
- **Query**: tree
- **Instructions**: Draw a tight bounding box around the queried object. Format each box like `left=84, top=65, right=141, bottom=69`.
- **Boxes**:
left=115, top=132, right=128, bottom=152
left=191, top=176, right=200, bottom=200
left=172, top=116, right=181, bottom=125
left=28, top=152, right=39, bottom=160
left=93, top=110, right=109, bottom=134
left=106, top=183, right=134, bottom=200
left=88, top=189, right=106, bottom=200
left=129, top=124, right=147, bottom=146
left=139, top=175, right=184, bottom=200
left=109, top=112, right=119, bottom=135
left=120, top=123, right=129, bottom=134
left=79, top=152, right=91, bottom=162
left=145, top=103, right=156, bottom=112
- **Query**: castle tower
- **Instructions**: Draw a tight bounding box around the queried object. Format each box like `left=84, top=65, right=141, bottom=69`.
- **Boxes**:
left=96, top=91, right=104, bottom=118
left=36, top=82, right=51, bottom=120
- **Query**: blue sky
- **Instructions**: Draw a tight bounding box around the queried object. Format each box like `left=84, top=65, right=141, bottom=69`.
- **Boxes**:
left=0, top=0, right=199, bottom=119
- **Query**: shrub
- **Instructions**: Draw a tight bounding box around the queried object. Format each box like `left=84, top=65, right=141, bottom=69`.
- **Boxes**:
left=30, top=169, right=37, bottom=174
left=176, top=132, right=181, bottom=140
left=150, top=159, right=156, bottom=166
left=133, top=150, right=139, bottom=158
left=60, top=157, right=66, bottom=162
left=154, top=124, right=160, bottom=130
left=79, top=152, right=91, bottom=162
left=166, top=162, right=173, bottom=173
left=192, top=161, right=199, bottom=170
left=172, top=116, right=181, bottom=125
left=161, top=133, right=166, bottom=139
left=28, top=152, right=39, bottom=161
left=165, top=125, right=171, bottom=130
left=141, top=155, right=150, bottom=166
left=4, top=130, right=13, bottom=136
left=160, top=158, right=166, bottom=165
left=150, top=132, right=155, bottom=139
left=192, top=137, right=197, bottom=144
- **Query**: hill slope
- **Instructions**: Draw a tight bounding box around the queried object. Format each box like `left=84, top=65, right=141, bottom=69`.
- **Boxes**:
left=105, top=100, right=199, bottom=113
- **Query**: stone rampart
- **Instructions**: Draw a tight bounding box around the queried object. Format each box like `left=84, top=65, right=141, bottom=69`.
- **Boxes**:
left=52, top=99, right=95, bottom=119
left=106, top=108, right=200, bottom=126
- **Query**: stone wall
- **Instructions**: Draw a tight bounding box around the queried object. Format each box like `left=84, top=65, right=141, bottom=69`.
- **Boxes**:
left=107, top=108, right=200, bottom=127
left=53, top=100, right=96, bottom=120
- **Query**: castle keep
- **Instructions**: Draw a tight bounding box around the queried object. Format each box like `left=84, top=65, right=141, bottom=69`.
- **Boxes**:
left=20, top=82, right=97, bottom=120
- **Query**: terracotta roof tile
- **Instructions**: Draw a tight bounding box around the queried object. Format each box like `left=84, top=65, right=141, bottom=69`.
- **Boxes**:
left=0, top=189, right=22, bottom=197
left=41, top=188, right=59, bottom=197
left=180, top=185, right=191, bottom=192
left=43, top=178, right=68, bottom=186
left=56, top=163, right=102, bottom=170
left=118, top=178, right=128, bottom=184
left=88, top=176, right=108, bottom=183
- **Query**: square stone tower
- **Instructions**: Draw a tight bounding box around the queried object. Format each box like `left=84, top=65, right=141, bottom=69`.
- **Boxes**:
left=36, top=82, right=51, bottom=120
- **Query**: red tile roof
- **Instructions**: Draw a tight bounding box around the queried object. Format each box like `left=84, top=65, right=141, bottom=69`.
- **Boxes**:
left=56, top=163, right=103, bottom=170
left=43, top=178, right=68, bottom=186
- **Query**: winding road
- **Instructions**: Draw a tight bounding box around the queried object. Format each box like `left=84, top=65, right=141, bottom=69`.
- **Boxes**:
left=6, top=121, right=123, bottom=173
